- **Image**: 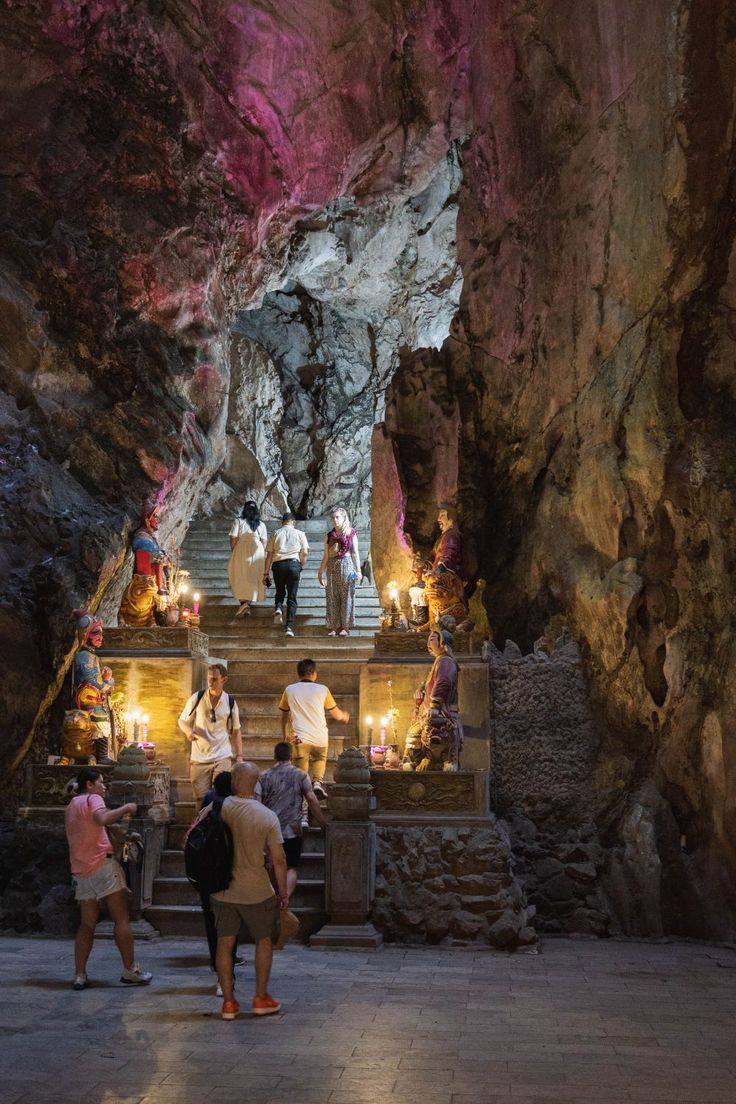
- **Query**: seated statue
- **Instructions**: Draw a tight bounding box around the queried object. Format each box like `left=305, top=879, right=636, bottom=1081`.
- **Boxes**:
left=62, top=609, right=117, bottom=763
left=413, top=504, right=472, bottom=632
left=404, top=620, right=463, bottom=771
left=119, top=500, right=170, bottom=627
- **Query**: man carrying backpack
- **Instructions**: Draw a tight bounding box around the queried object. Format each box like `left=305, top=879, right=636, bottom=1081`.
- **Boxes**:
left=178, top=664, right=243, bottom=801
left=211, top=761, right=288, bottom=1019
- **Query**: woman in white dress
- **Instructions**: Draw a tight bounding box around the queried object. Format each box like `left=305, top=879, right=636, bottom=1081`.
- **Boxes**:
left=228, top=500, right=267, bottom=617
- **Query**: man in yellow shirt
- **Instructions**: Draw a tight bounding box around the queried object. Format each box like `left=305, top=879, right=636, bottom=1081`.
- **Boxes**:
left=278, top=658, right=349, bottom=800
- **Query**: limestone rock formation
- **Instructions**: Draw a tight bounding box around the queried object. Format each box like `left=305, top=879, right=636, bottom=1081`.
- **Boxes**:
left=1, top=0, right=736, bottom=942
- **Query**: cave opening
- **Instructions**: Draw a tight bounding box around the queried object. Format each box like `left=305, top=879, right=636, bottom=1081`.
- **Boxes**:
left=207, top=143, right=464, bottom=534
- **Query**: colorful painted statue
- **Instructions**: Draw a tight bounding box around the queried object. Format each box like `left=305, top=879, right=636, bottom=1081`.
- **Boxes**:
left=119, top=501, right=170, bottom=627
left=415, top=505, right=472, bottom=631
left=403, top=621, right=463, bottom=771
left=64, top=609, right=116, bottom=763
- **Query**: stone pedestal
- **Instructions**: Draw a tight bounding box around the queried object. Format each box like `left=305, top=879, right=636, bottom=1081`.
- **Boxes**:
left=311, top=818, right=383, bottom=950
left=311, top=763, right=383, bottom=950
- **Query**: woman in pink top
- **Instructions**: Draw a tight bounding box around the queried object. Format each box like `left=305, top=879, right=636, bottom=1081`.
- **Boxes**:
left=65, top=767, right=152, bottom=991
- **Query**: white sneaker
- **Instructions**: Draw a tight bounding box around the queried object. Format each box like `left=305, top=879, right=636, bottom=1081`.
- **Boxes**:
left=120, top=964, right=152, bottom=985
left=301, top=816, right=310, bottom=830
left=312, top=780, right=328, bottom=801
left=285, top=626, right=294, bottom=637
left=273, top=608, right=283, bottom=625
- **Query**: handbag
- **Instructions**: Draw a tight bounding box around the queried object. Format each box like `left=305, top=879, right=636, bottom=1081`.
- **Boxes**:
left=274, top=908, right=300, bottom=950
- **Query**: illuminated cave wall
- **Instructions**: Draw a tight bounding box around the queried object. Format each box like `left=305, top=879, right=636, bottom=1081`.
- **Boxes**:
left=1, top=1, right=736, bottom=938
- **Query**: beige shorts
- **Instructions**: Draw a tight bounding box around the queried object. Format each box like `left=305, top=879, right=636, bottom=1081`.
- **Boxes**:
left=213, top=896, right=279, bottom=941
left=190, top=757, right=233, bottom=801
left=73, top=856, right=128, bottom=901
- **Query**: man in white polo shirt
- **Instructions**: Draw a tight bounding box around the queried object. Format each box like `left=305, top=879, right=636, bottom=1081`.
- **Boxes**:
left=263, top=512, right=309, bottom=638
left=178, top=663, right=244, bottom=801
left=278, top=657, right=349, bottom=800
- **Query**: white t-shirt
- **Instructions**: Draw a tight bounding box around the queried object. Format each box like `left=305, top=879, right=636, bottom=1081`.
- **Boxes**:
left=229, top=519, right=267, bottom=544
left=267, top=525, right=309, bottom=563
left=278, top=681, right=337, bottom=747
left=179, top=691, right=240, bottom=763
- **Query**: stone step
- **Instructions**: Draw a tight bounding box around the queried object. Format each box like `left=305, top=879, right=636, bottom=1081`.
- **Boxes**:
left=182, top=526, right=371, bottom=541
left=226, top=675, right=361, bottom=696
left=151, top=875, right=325, bottom=908
left=199, top=599, right=381, bottom=614
left=203, top=639, right=375, bottom=655
left=243, top=716, right=359, bottom=738
left=159, top=847, right=326, bottom=878
left=144, top=903, right=327, bottom=939
left=235, top=692, right=359, bottom=716
left=192, top=593, right=380, bottom=609
left=228, top=656, right=364, bottom=672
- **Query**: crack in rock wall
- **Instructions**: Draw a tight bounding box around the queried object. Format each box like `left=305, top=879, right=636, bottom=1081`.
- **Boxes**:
left=222, top=149, right=463, bottom=524
left=0, top=0, right=472, bottom=782
left=382, top=0, right=736, bottom=940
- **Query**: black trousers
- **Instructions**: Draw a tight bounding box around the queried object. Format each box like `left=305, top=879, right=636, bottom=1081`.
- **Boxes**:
left=272, top=559, right=302, bottom=629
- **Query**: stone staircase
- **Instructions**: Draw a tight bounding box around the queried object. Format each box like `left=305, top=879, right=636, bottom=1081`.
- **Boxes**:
left=144, top=514, right=379, bottom=938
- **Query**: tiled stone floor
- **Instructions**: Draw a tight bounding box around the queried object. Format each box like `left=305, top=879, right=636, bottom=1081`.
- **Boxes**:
left=1, top=936, right=735, bottom=1104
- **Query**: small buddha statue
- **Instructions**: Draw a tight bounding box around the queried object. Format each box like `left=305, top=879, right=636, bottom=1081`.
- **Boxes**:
left=119, top=499, right=170, bottom=627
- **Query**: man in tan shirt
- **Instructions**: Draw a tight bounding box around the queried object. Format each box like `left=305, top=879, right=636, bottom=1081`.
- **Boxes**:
left=211, top=761, right=288, bottom=1019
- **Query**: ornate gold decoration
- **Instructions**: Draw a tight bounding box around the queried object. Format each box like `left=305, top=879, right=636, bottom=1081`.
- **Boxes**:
left=370, top=770, right=480, bottom=813
left=101, top=626, right=208, bottom=657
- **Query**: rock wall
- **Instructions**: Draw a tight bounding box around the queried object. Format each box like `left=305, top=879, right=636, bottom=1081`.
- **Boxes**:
left=2, top=0, right=736, bottom=940
left=382, top=1, right=736, bottom=939
left=373, top=822, right=537, bottom=949
left=0, top=819, right=76, bottom=935
left=0, top=0, right=472, bottom=781
left=487, top=634, right=610, bottom=935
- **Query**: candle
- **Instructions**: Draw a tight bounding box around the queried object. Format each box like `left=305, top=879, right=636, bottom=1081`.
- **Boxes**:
left=365, top=715, right=373, bottom=748
left=141, top=713, right=150, bottom=740
left=388, top=581, right=399, bottom=606
left=193, top=592, right=200, bottom=617
left=132, top=709, right=140, bottom=741
left=379, top=715, right=388, bottom=742
left=180, top=607, right=191, bottom=624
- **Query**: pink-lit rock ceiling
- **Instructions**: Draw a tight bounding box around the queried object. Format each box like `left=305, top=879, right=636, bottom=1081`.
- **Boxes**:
left=1, top=1, right=736, bottom=938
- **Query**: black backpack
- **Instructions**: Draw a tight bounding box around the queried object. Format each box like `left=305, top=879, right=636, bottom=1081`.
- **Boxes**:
left=184, top=798, right=234, bottom=894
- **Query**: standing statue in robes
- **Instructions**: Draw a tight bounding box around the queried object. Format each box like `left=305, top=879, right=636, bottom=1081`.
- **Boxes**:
left=411, top=505, right=472, bottom=632
left=404, top=619, right=463, bottom=771
left=61, top=610, right=117, bottom=764
left=119, top=500, right=170, bottom=627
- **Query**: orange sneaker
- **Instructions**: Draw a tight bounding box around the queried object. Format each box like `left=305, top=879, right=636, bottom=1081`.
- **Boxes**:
left=252, top=994, right=281, bottom=1016
left=221, top=999, right=240, bottom=1020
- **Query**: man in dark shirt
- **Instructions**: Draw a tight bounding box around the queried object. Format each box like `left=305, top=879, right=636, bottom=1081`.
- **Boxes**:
left=258, top=742, right=326, bottom=897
